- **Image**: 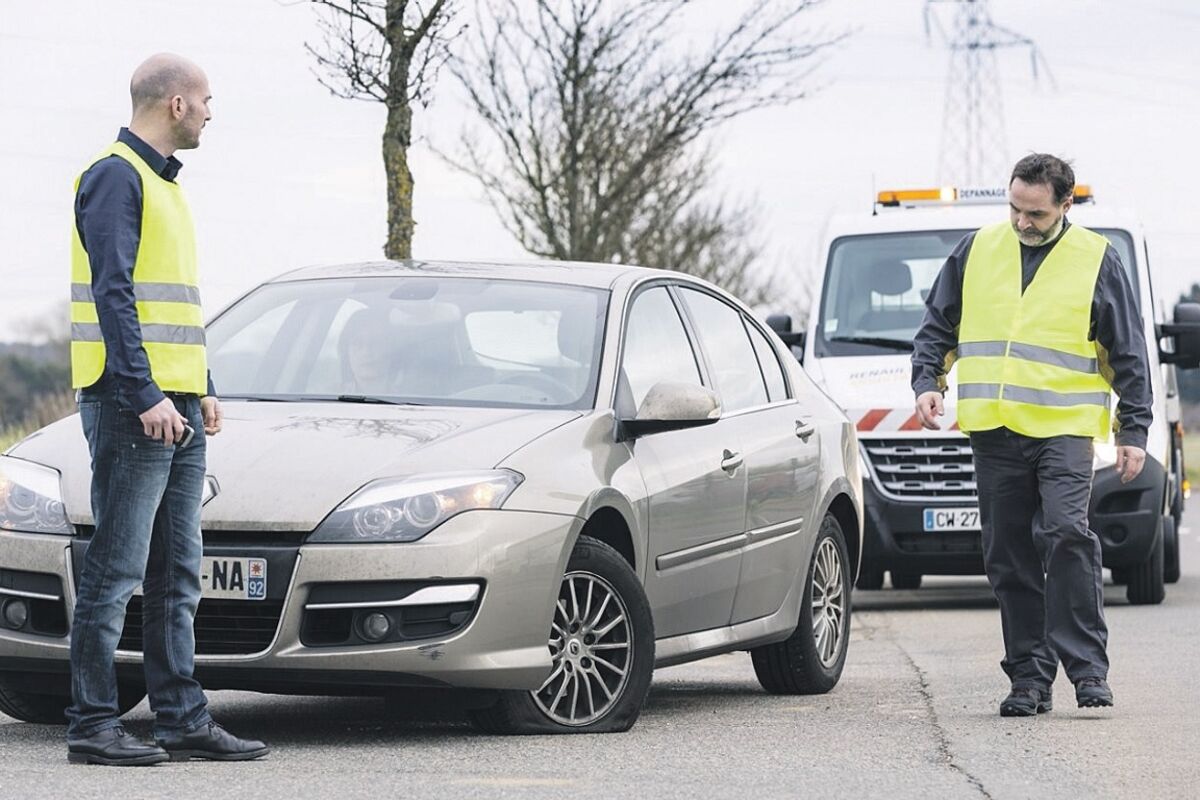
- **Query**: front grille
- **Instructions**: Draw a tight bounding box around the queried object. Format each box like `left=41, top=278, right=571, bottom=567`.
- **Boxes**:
left=119, top=597, right=284, bottom=655
left=864, top=437, right=977, bottom=500
left=895, top=531, right=982, bottom=554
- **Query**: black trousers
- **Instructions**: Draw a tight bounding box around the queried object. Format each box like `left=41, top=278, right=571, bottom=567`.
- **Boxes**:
left=970, top=427, right=1109, bottom=688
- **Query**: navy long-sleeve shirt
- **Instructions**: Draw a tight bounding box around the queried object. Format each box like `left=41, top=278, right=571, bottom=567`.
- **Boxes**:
left=911, top=220, right=1153, bottom=449
left=74, top=128, right=214, bottom=414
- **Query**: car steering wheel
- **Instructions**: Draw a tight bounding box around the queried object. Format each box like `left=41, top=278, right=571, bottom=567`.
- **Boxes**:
left=496, top=371, right=577, bottom=402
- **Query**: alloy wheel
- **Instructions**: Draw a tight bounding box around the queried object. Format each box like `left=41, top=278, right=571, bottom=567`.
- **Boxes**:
left=532, top=571, right=633, bottom=726
left=811, top=537, right=846, bottom=667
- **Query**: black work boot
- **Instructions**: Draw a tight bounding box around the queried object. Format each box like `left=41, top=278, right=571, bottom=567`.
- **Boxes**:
left=999, top=685, right=1053, bottom=717
left=1075, top=676, right=1114, bottom=708
left=156, top=721, right=269, bottom=762
left=67, top=726, right=170, bottom=766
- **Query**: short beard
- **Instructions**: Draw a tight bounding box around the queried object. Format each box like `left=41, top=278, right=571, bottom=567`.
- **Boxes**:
left=1015, top=214, right=1063, bottom=246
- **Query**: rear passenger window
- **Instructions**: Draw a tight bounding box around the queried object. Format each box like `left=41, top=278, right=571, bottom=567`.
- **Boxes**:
left=745, top=320, right=789, bottom=402
left=677, top=288, right=768, bottom=412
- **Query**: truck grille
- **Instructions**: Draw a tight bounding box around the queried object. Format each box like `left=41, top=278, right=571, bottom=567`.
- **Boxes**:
left=863, top=437, right=978, bottom=500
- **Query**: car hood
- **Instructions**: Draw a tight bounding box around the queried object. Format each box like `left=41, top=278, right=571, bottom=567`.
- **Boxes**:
left=11, top=402, right=580, bottom=531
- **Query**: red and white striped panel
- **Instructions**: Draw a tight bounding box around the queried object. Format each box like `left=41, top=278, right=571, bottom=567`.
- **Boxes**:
left=848, top=407, right=960, bottom=432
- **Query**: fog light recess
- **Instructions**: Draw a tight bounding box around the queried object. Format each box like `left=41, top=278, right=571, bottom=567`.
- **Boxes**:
left=2, top=598, right=29, bottom=630
left=357, top=611, right=392, bottom=642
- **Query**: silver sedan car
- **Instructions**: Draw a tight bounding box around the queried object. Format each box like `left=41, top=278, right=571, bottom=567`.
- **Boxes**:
left=0, top=260, right=863, bottom=734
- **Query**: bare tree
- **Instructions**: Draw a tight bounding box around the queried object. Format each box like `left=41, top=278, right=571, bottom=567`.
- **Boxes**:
left=305, top=0, right=464, bottom=259
left=448, top=0, right=843, bottom=295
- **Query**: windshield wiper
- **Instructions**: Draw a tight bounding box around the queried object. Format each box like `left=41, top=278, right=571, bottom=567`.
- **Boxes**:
left=828, top=335, right=914, bottom=352
left=335, top=395, right=426, bottom=406
left=219, top=394, right=297, bottom=402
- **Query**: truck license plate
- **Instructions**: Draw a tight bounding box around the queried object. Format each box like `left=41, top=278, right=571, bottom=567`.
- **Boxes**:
left=923, top=508, right=981, bottom=532
left=199, top=557, right=267, bottom=600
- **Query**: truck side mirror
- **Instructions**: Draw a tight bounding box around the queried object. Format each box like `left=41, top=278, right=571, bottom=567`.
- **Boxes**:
left=766, top=313, right=806, bottom=363
left=1157, top=302, right=1200, bottom=368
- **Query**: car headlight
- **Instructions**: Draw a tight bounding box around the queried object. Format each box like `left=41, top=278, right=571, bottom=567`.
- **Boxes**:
left=308, top=470, right=524, bottom=543
left=0, top=456, right=74, bottom=535
left=1094, top=439, right=1119, bottom=470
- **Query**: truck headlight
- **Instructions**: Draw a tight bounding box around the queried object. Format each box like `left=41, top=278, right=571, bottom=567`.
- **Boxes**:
left=0, top=456, right=73, bottom=535
left=308, top=470, right=524, bottom=543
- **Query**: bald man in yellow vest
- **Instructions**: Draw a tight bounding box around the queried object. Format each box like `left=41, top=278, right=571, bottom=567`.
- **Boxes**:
left=66, top=53, right=267, bottom=766
left=912, top=154, right=1153, bottom=717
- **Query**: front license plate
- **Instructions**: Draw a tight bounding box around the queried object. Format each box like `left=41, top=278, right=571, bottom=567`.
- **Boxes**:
left=199, top=557, right=267, bottom=601
left=923, top=507, right=981, bottom=532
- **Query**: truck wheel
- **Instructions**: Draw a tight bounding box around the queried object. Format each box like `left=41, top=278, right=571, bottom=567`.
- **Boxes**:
left=1164, top=514, right=1181, bottom=585
left=890, top=571, right=922, bottom=590
left=1126, top=516, right=1165, bottom=605
left=855, top=566, right=884, bottom=591
left=750, top=513, right=851, bottom=695
left=0, top=675, right=145, bottom=724
left=469, top=537, right=654, bottom=734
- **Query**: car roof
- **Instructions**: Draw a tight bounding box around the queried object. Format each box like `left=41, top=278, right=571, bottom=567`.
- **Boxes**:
left=824, top=203, right=1145, bottom=240
left=267, top=259, right=665, bottom=290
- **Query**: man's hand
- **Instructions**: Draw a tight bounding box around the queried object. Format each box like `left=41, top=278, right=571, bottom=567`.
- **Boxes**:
left=201, top=396, right=223, bottom=436
left=1116, top=445, right=1146, bottom=484
left=915, top=391, right=945, bottom=430
left=140, top=398, right=187, bottom=445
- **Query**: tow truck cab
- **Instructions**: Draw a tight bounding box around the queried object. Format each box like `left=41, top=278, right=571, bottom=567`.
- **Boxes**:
left=771, top=185, right=1200, bottom=604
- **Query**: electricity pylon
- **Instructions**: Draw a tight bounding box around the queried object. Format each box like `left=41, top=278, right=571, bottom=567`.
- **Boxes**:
left=924, top=0, right=1051, bottom=185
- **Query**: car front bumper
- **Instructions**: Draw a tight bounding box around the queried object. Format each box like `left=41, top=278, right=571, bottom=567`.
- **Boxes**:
left=0, top=509, right=579, bottom=694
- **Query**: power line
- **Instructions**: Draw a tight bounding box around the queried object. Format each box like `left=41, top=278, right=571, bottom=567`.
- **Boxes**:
left=924, top=0, right=1050, bottom=185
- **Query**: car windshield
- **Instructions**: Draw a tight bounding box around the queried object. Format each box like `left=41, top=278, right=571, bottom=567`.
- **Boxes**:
left=815, top=227, right=1138, bottom=357
left=206, top=276, right=608, bottom=410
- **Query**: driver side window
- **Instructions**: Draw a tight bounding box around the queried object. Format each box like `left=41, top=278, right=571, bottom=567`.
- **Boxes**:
left=619, top=286, right=703, bottom=414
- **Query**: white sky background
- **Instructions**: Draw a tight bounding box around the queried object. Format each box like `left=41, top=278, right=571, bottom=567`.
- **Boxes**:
left=1, top=0, right=1198, bottom=341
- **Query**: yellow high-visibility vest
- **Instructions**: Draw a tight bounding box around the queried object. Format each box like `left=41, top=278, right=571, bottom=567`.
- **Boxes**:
left=70, top=141, right=207, bottom=395
left=955, top=221, right=1113, bottom=440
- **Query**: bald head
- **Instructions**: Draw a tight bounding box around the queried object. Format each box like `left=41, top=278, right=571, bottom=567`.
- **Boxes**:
left=127, top=53, right=212, bottom=154
left=130, top=53, right=205, bottom=114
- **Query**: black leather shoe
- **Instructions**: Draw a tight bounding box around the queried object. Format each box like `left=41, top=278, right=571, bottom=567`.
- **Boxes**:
left=1075, top=676, right=1114, bottom=708
left=67, top=727, right=170, bottom=766
left=156, top=721, right=269, bottom=762
left=999, top=685, right=1053, bottom=717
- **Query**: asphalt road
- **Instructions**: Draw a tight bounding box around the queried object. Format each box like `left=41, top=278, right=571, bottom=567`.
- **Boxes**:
left=3, top=506, right=1198, bottom=799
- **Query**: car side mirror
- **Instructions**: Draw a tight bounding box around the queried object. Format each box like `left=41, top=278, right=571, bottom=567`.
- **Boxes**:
left=767, top=313, right=806, bottom=363
left=1157, top=302, right=1200, bottom=368
left=617, top=382, right=721, bottom=440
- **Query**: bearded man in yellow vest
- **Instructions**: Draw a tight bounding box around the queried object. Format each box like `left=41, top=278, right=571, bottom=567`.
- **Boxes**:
left=912, top=154, right=1153, bottom=717
left=65, top=53, right=267, bottom=766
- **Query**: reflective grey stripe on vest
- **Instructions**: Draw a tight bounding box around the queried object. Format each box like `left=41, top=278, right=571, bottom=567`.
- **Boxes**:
left=71, top=282, right=201, bottom=305
left=959, top=339, right=1099, bottom=374
left=958, top=383, right=1002, bottom=400
left=1001, top=384, right=1111, bottom=409
left=1008, top=342, right=1098, bottom=374
left=72, top=322, right=205, bottom=346
left=958, top=341, right=1008, bottom=358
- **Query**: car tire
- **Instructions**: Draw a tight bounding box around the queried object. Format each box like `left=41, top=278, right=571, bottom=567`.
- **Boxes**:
left=1110, top=567, right=1129, bottom=586
left=890, top=571, right=922, bottom=590
left=1126, top=515, right=1166, bottom=605
left=750, top=513, right=851, bottom=695
left=469, top=537, right=654, bottom=735
left=0, top=676, right=145, bottom=724
left=1163, top=514, right=1181, bottom=585
left=855, top=565, right=884, bottom=591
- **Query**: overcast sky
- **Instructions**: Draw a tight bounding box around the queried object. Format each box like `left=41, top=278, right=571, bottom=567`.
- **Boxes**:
left=2, top=0, right=1198, bottom=341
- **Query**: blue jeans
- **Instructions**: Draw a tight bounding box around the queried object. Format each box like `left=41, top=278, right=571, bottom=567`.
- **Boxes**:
left=67, top=389, right=212, bottom=739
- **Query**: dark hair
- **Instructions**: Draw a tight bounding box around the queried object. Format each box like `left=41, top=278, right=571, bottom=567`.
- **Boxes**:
left=1010, top=153, right=1075, bottom=204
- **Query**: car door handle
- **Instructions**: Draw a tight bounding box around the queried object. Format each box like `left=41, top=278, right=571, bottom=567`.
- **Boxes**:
left=720, top=449, right=743, bottom=473
left=795, top=420, right=815, bottom=442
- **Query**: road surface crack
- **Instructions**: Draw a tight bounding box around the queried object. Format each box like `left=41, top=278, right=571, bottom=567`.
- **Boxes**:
left=865, top=612, right=994, bottom=800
